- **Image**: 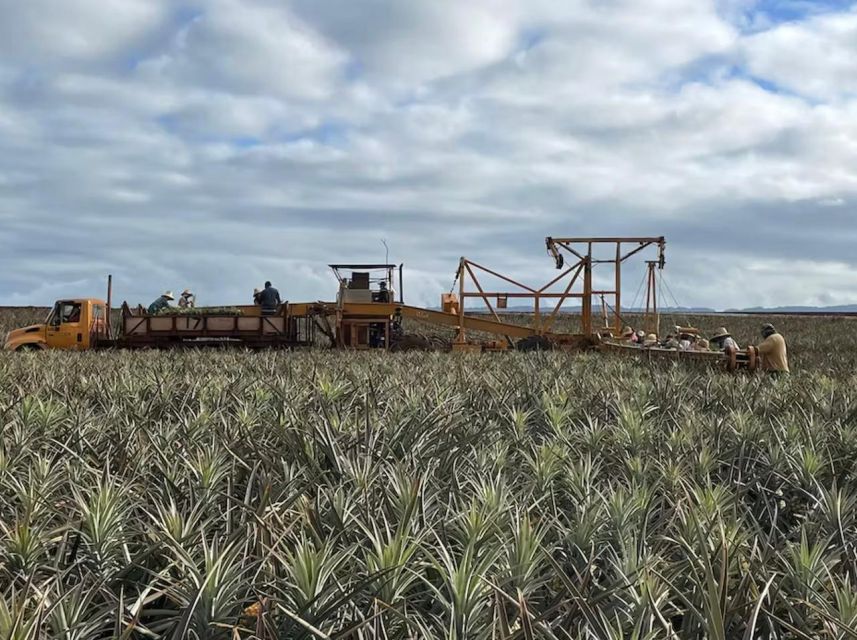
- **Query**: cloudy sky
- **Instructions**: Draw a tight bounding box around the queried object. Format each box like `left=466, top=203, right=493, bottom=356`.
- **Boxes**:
left=1, top=0, right=855, bottom=310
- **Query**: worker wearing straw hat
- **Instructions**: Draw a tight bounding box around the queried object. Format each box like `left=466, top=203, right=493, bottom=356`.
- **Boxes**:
left=178, top=289, right=195, bottom=308
left=621, top=326, right=637, bottom=343
left=710, top=327, right=738, bottom=352
left=147, top=291, right=174, bottom=315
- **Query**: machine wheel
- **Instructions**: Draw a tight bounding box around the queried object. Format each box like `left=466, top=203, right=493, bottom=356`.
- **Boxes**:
left=16, top=343, right=43, bottom=352
left=516, top=336, right=552, bottom=351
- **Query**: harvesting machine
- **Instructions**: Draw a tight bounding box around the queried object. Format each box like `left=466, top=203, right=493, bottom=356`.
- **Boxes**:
left=3, top=235, right=759, bottom=372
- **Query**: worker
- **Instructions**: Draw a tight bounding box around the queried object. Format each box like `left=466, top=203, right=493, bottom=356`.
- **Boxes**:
left=257, top=280, right=281, bottom=314
left=710, top=327, right=738, bottom=352
left=178, top=289, right=195, bottom=308
left=694, top=338, right=710, bottom=351
left=621, top=326, right=636, bottom=342
left=643, top=333, right=659, bottom=347
left=252, top=288, right=261, bottom=305
left=147, top=291, right=174, bottom=315
left=757, top=323, right=789, bottom=375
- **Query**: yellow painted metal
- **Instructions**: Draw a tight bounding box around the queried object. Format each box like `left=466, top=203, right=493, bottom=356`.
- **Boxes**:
left=441, top=293, right=459, bottom=315
left=399, top=305, right=538, bottom=339
left=287, top=301, right=564, bottom=343
left=3, top=323, right=47, bottom=351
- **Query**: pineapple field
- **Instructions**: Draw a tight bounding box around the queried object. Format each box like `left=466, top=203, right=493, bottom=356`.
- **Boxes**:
left=2, top=310, right=857, bottom=638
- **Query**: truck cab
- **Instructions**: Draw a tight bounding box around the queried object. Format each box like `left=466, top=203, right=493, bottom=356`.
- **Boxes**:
left=4, top=299, right=108, bottom=351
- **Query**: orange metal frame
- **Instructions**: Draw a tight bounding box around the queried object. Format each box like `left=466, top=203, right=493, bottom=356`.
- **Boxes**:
left=452, top=257, right=586, bottom=345
left=451, top=236, right=666, bottom=345
left=544, top=236, right=666, bottom=337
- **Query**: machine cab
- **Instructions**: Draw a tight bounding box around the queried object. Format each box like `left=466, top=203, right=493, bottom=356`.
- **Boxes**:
left=331, top=264, right=400, bottom=305
left=330, top=264, right=402, bottom=349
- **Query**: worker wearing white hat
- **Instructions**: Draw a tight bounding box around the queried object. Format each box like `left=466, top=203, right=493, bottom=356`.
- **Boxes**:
left=147, top=291, right=174, bottom=315
left=178, top=289, right=195, bottom=308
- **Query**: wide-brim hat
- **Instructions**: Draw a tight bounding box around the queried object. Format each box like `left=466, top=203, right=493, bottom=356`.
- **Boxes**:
left=622, top=326, right=634, bottom=337
left=163, top=291, right=175, bottom=300
left=181, top=289, right=193, bottom=296
left=253, top=288, right=260, bottom=294
left=644, top=334, right=658, bottom=343
left=711, top=327, right=730, bottom=340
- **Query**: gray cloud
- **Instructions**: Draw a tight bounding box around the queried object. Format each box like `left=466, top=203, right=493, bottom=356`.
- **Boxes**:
left=1, top=0, right=856, bottom=311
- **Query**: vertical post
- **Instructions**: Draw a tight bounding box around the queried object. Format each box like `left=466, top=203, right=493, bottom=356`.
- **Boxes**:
left=582, top=254, right=593, bottom=336
left=644, top=264, right=652, bottom=332
left=399, top=263, right=404, bottom=304
left=644, top=262, right=659, bottom=336
left=534, top=294, right=541, bottom=333
left=456, top=258, right=466, bottom=344
left=614, top=242, right=622, bottom=336
left=106, top=274, right=113, bottom=339
left=652, top=264, right=661, bottom=337
left=600, top=295, right=608, bottom=328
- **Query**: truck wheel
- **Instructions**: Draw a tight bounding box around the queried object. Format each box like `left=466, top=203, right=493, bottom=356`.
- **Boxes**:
left=16, top=344, right=43, bottom=352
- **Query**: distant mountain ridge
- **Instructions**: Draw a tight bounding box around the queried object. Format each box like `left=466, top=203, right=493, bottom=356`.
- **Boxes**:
left=723, top=304, right=857, bottom=313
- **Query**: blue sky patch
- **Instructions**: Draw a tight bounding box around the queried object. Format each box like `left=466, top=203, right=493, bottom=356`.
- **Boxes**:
left=735, top=0, right=854, bottom=31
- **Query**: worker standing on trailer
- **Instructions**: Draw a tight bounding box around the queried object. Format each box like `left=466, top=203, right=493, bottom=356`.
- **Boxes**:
left=258, top=281, right=281, bottom=314
left=178, top=289, right=195, bottom=308
left=252, top=288, right=262, bottom=305
left=147, top=291, right=174, bottom=315
left=757, top=323, right=789, bottom=375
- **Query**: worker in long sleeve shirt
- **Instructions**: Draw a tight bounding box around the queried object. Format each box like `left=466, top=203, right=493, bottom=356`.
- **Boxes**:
left=757, top=323, right=789, bottom=375
left=147, top=291, right=174, bottom=315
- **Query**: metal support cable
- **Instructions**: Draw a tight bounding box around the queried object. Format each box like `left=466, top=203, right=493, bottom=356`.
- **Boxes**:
left=658, top=270, right=690, bottom=328
left=627, top=269, right=648, bottom=317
